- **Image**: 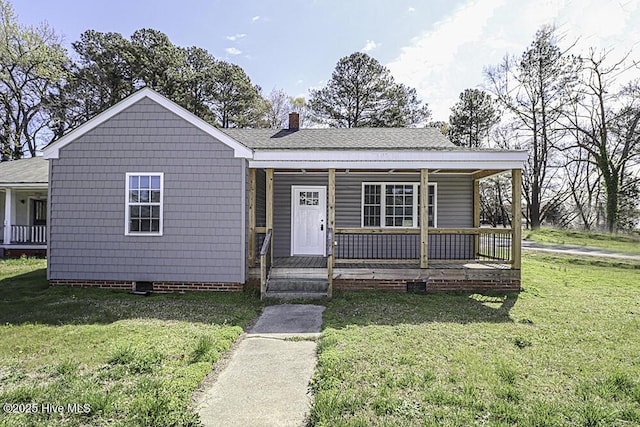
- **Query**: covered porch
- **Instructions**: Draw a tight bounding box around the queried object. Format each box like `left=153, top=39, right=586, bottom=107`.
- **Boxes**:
left=0, top=158, right=49, bottom=257
left=247, top=165, right=523, bottom=298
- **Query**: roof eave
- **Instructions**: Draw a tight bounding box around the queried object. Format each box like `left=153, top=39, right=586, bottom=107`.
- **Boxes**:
left=0, top=183, right=49, bottom=188
left=248, top=148, right=526, bottom=169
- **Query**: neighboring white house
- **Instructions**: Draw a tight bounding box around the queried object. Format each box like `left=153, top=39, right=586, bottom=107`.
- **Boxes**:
left=0, top=157, right=48, bottom=257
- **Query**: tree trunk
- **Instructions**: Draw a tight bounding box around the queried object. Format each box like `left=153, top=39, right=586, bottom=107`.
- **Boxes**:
left=603, top=174, right=619, bottom=233
left=529, top=175, right=542, bottom=229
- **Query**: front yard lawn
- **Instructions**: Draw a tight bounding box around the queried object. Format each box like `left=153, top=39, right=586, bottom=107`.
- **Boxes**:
left=524, top=227, right=640, bottom=254
left=311, top=253, right=640, bottom=426
left=0, top=258, right=263, bottom=427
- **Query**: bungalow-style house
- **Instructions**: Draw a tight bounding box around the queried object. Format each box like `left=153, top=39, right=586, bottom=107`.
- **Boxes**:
left=0, top=157, right=49, bottom=258
left=42, top=88, right=527, bottom=297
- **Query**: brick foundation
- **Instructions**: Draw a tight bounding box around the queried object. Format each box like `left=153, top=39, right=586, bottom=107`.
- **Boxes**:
left=50, top=274, right=520, bottom=294
left=334, top=279, right=408, bottom=292
left=334, top=277, right=520, bottom=293
left=48, top=279, right=244, bottom=293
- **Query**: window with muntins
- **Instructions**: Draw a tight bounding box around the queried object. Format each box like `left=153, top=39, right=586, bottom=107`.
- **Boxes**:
left=126, top=173, right=163, bottom=235
left=362, top=182, right=436, bottom=228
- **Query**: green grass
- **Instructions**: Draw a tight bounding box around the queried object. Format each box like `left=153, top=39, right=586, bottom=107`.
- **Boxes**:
left=0, top=258, right=263, bottom=427
left=311, top=253, right=640, bottom=426
left=524, top=227, right=640, bottom=254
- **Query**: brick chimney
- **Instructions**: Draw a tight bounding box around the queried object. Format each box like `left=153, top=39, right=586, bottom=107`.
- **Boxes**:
left=288, top=112, right=300, bottom=130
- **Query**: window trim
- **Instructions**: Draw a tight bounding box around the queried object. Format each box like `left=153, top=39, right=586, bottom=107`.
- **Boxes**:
left=125, top=172, right=164, bottom=236
left=360, top=182, right=437, bottom=228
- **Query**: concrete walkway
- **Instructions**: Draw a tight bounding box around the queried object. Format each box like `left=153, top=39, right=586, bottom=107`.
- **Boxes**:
left=522, top=240, right=640, bottom=261
left=197, top=304, right=325, bottom=427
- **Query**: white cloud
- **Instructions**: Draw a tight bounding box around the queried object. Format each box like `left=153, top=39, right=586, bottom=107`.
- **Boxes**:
left=387, top=0, right=507, bottom=120
left=252, top=15, right=260, bottom=22
left=387, top=0, right=640, bottom=121
left=226, top=33, right=247, bottom=41
left=408, top=6, right=416, bottom=12
left=362, top=40, right=378, bottom=52
left=556, top=0, right=640, bottom=52
left=225, top=47, right=242, bottom=55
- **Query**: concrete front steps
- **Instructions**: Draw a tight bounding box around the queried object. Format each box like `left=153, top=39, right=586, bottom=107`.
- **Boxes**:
left=265, top=267, right=329, bottom=299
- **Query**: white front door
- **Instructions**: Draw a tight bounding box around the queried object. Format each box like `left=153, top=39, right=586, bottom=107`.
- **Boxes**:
left=291, top=186, right=327, bottom=256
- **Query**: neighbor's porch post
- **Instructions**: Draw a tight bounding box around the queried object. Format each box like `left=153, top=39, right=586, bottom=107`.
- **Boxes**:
left=511, top=169, right=522, bottom=269
left=3, top=188, right=12, bottom=245
left=248, top=168, right=256, bottom=268
left=266, top=168, right=274, bottom=265
left=420, top=169, right=429, bottom=269
left=328, top=168, right=335, bottom=297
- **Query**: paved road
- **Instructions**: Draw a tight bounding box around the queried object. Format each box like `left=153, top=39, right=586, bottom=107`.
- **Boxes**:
left=522, top=240, right=640, bottom=261
left=196, top=304, right=325, bottom=427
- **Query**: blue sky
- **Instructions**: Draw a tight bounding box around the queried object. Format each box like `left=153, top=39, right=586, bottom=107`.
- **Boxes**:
left=12, top=0, right=640, bottom=121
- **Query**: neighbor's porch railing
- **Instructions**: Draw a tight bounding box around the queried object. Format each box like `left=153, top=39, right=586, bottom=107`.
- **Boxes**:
left=334, top=227, right=512, bottom=264
left=2, top=225, right=48, bottom=244
left=259, top=229, right=272, bottom=299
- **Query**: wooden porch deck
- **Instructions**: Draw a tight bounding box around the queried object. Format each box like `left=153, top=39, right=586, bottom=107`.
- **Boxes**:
left=272, top=256, right=510, bottom=270
left=252, top=256, right=519, bottom=293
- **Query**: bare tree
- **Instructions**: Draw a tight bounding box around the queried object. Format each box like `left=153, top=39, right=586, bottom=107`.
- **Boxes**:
left=266, top=88, right=291, bottom=128
left=561, top=49, right=640, bottom=232
left=485, top=26, right=579, bottom=229
left=562, top=146, right=604, bottom=229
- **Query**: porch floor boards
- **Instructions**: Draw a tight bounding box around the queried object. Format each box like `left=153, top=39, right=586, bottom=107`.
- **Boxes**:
left=270, top=257, right=510, bottom=270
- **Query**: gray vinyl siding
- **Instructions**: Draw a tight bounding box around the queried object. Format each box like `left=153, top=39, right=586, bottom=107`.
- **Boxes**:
left=273, top=173, right=327, bottom=257
left=48, top=98, right=245, bottom=283
left=334, top=173, right=473, bottom=259
left=255, top=169, right=266, bottom=228
left=334, top=173, right=472, bottom=228
left=270, top=172, right=473, bottom=259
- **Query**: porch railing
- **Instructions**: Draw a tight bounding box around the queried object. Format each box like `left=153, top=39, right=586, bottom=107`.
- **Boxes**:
left=476, top=230, right=512, bottom=261
left=259, top=229, right=272, bottom=299
left=3, top=225, right=47, bottom=244
left=334, top=228, right=512, bottom=264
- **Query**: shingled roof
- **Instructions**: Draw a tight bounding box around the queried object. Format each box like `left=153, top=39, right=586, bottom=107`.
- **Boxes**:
left=222, top=127, right=457, bottom=150
left=0, top=157, right=48, bottom=185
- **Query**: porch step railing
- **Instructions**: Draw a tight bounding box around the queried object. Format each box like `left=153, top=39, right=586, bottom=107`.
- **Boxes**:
left=334, top=228, right=512, bottom=264
left=259, top=229, right=273, bottom=299
left=7, top=225, right=47, bottom=244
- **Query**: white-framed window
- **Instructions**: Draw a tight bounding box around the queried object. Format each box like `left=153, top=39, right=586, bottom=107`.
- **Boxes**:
left=361, top=182, right=437, bottom=228
left=125, top=173, right=163, bottom=236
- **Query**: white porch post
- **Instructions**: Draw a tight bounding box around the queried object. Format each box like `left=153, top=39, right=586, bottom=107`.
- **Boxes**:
left=3, top=188, right=12, bottom=244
